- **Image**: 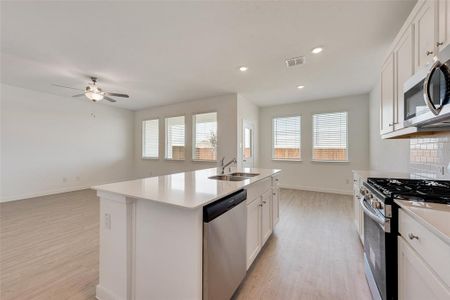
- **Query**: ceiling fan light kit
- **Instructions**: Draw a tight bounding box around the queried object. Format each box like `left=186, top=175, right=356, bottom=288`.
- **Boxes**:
left=53, top=77, right=129, bottom=103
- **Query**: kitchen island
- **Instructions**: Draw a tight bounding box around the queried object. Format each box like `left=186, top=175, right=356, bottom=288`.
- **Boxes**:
left=92, top=167, right=280, bottom=300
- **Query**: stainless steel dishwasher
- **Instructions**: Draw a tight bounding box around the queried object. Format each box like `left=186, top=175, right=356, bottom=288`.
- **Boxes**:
left=203, top=189, right=247, bottom=300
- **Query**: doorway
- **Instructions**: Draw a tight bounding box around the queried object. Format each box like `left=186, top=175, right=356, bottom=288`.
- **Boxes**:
left=242, top=120, right=254, bottom=168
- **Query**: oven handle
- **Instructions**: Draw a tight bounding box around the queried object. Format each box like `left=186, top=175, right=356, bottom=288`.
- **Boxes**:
left=360, top=197, right=391, bottom=233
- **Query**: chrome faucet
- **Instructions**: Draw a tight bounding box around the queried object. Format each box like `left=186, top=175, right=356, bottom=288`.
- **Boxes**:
left=221, top=157, right=237, bottom=174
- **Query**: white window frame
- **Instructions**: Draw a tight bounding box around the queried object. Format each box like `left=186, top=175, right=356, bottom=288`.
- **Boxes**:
left=165, top=115, right=186, bottom=161
left=142, top=118, right=159, bottom=159
left=271, top=115, right=302, bottom=161
left=311, top=111, right=349, bottom=163
left=192, top=111, right=218, bottom=162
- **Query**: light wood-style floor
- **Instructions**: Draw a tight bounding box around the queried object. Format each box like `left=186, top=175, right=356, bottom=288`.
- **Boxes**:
left=0, top=188, right=370, bottom=300
left=235, top=189, right=371, bottom=300
left=0, top=190, right=99, bottom=300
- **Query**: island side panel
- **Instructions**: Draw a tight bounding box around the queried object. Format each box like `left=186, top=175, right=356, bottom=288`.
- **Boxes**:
left=134, top=198, right=203, bottom=300
left=96, top=191, right=135, bottom=300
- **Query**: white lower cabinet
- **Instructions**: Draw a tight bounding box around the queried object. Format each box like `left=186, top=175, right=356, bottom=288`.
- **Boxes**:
left=261, top=190, right=272, bottom=245
left=245, top=174, right=279, bottom=269
left=246, top=196, right=261, bottom=269
left=272, top=187, right=280, bottom=226
left=352, top=171, right=364, bottom=244
left=398, top=237, right=450, bottom=300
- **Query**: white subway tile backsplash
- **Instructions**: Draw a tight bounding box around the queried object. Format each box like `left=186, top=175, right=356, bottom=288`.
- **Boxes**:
left=409, top=132, right=450, bottom=180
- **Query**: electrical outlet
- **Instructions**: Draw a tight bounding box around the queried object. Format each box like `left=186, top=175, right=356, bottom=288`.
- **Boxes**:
left=104, top=213, right=111, bottom=230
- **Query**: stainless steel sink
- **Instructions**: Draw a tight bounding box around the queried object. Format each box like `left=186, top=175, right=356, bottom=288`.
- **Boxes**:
left=229, top=172, right=260, bottom=177
left=208, top=175, right=248, bottom=181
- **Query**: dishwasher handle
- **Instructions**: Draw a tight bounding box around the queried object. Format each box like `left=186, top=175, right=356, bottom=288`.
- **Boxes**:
left=203, top=189, right=247, bottom=223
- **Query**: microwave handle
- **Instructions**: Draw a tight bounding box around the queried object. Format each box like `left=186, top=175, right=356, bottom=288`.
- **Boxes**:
left=423, top=59, right=443, bottom=116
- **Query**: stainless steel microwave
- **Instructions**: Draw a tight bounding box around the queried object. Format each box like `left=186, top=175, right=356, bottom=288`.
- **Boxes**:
left=403, top=45, right=450, bottom=129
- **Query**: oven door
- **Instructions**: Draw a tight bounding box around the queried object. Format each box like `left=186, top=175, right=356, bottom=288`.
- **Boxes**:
left=360, top=197, right=391, bottom=300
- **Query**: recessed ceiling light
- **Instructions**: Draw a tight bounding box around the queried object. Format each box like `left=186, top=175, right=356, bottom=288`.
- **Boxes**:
left=297, top=85, right=304, bottom=89
left=239, top=66, right=248, bottom=72
left=311, top=47, right=323, bottom=54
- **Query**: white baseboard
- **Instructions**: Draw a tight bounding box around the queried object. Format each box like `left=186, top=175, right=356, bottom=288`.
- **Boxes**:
left=96, top=285, right=121, bottom=300
left=0, top=177, right=134, bottom=203
left=279, top=184, right=353, bottom=196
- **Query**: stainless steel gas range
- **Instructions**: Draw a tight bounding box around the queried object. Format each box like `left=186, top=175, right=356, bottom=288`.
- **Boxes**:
left=360, top=177, right=450, bottom=300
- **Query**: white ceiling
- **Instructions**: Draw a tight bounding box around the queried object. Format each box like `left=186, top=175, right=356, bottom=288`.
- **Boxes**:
left=1, top=1, right=415, bottom=111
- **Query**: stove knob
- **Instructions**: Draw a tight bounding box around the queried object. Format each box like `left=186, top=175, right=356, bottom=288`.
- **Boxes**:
left=372, top=201, right=382, bottom=209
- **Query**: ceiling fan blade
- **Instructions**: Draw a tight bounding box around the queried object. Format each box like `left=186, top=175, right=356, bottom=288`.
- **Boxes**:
left=52, top=84, right=84, bottom=91
left=103, top=96, right=117, bottom=103
left=72, top=94, right=85, bottom=97
left=105, top=92, right=129, bottom=98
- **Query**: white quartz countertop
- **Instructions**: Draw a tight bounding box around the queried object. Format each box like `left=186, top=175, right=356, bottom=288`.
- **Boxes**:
left=93, top=167, right=280, bottom=209
left=395, top=199, right=450, bottom=245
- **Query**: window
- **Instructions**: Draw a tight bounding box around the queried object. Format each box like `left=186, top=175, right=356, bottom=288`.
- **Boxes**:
left=142, top=119, right=159, bottom=159
left=312, top=112, right=348, bottom=161
left=272, top=116, right=301, bottom=160
left=193, top=112, right=217, bottom=161
left=165, top=116, right=185, bottom=160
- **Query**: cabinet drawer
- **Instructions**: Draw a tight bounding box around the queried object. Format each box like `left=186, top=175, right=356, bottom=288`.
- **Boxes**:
left=399, top=209, right=450, bottom=288
left=246, top=177, right=271, bottom=204
left=271, top=174, right=280, bottom=187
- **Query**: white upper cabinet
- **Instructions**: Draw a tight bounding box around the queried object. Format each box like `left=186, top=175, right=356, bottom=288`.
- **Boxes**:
left=394, top=25, right=415, bottom=130
left=438, top=0, right=450, bottom=51
left=381, top=53, right=395, bottom=134
left=413, top=0, right=437, bottom=69
left=379, top=0, right=443, bottom=138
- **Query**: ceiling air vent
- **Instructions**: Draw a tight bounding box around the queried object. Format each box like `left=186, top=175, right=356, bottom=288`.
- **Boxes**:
left=285, top=56, right=306, bottom=67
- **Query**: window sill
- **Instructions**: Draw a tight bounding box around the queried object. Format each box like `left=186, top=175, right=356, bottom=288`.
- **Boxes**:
left=142, top=157, right=159, bottom=160
left=164, top=158, right=185, bottom=161
left=311, top=160, right=350, bottom=163
left=192, top=159, right=217, bottom=163
left=272, top=159, right=302, bottom=162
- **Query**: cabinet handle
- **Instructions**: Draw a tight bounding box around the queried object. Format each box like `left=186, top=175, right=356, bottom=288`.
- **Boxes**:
left=408, top=233, right=419, bottom=240
left=273, top=193, right=276, bottom=196
left=262, top=200, right=267, bottom=204
left=426, top=50, right=434, bottom=56
left=388, top=123, right=394, bottom=127
left=436, top=41, right=444, bottom=47
left=258, top=204, right=263, bottom=207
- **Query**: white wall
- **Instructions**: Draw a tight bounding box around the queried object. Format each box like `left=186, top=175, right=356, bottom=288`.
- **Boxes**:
left=369, top=80, right=409, bottom=173
left=0, top=83, right=135, bottom=202
left=237, top=95, right=259, bottom=167
left=134, top=94, right=238, bottom=178
left=259, top=94, right=370, bottom=195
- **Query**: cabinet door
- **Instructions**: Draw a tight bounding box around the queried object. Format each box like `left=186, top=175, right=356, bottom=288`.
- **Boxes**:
left=380, top=53, right=395, bottom=134
left=398, top=237, right=450, bottom=300
left=414, top=0, right=436, bottom=69
left=438, top=0, right=450, bottom=51
left=246, top=198, right=261, bottom=269
left=394, top=25, right=414, bottom=130
left=261, top=190, right=272, bottom=245
left=272, top=188, right=279, bottom=226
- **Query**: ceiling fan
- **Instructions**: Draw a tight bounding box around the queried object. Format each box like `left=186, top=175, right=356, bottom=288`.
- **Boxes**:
left=53, top=77, right=129, bottom=103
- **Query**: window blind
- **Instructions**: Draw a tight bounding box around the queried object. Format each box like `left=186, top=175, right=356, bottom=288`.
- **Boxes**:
left=142, top=119, right=159, bottom=158
left=193, top=112, right=217, bottom=161
left=312, top=112, right=348, bottom=161
left=272, top=116, right=301, bottom=160
left=165, top=116, right=185, bottom=160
